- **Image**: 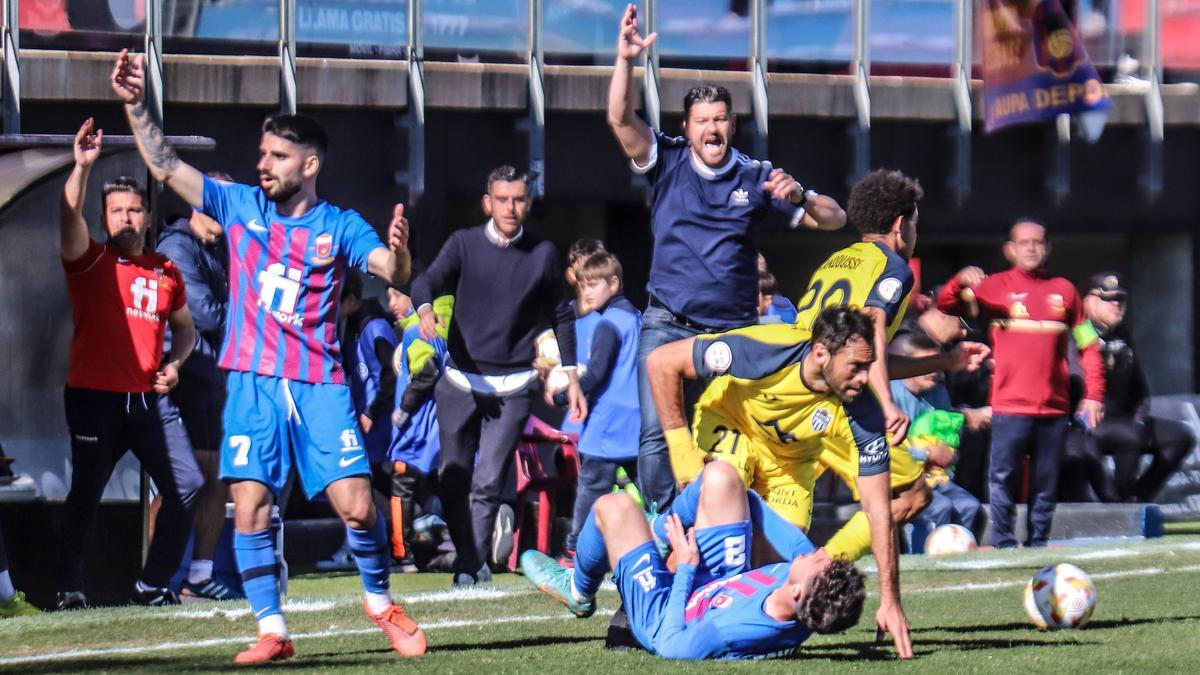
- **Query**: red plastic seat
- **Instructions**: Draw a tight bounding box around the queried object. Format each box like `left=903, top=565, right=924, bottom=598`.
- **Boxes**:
left=508, top=416, right=579, bottom=570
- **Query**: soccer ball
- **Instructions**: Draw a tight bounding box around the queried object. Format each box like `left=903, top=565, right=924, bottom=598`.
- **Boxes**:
left=923, top=524, right=977, bottom=556
left=1023, top=563, right=1097, bottom=630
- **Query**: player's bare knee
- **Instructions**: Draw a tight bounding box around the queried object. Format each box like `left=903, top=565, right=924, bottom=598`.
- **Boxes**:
left=699, top=461, right=743, bottom=500
left=593, top=492, right=635, bottom=531
left=341, top=501, right=375, bottom=530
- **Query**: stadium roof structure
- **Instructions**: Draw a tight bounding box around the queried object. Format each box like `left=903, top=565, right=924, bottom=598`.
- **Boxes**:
left=0, top=133, right=215, bottom=213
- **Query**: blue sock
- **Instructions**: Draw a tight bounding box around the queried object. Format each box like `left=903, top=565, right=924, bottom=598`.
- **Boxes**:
left=654, top=473, right=704, bottom=543
left=571, top=511, right=608, bottom=598
left=234, top=529, right=281, bottom=622
left=346, top=516, right=391, bottom=596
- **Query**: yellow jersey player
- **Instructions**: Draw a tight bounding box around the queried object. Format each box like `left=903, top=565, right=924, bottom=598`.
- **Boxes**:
left=794, top=170, right=988, bottom=563
left=646, top=306, right=913, bottom=659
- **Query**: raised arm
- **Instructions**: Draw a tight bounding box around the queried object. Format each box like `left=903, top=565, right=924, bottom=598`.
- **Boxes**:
left=111, top=49, right=204, bottom=207
left=862, top=306, right=909, bottom=445
left=60, top=119, right=101, bottom=262
left=607, top=4, right=656, bottom=165
left=367, top=204, right=413, bottom=287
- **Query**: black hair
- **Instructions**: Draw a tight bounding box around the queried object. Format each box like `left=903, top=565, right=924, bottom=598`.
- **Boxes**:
left=485, top=165, right=530, bottom=193
left=811, top=306, right=875, bottom=355
left=567, top=238, right=607, bottom=265
left=797, top=559, right=866, bottom=634
left=848, top=169, right=923, bottom=236
left=683, top=85, right=733, bottom=117
left=890, top=331, right=940, bottom=357
left=262, top=113, right=328, bottom=156
left=101, top=176, right=147, bottom=211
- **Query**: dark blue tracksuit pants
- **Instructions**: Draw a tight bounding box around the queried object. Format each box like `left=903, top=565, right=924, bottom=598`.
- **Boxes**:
left=989, top=414, right=1068, bottom=548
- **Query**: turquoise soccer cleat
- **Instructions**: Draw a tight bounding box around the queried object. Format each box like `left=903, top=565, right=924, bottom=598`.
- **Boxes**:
left=520, top=550, right=595, bottom=618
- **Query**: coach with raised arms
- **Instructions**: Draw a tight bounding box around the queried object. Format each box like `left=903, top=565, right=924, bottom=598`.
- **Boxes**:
left=607, top=4, right=847, bottom=510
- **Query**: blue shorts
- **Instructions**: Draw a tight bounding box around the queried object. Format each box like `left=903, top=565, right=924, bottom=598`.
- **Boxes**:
left=220, top=371, right=368, bottom=498
left=613, top=521, right=755, bottom=651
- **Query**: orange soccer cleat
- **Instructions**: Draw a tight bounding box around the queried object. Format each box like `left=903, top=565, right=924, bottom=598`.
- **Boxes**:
left=364, top=600, right=427, bottom=657
left=233, top=633, right=295, bottom=665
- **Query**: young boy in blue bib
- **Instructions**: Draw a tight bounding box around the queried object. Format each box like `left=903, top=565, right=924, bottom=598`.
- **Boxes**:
left=548, top=251, right=642, bottom=559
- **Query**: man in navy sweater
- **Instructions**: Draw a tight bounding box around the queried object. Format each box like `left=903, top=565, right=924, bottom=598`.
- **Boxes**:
left=411, top=165, right=584, bottom=585
left=607, top=4, right=847, bottom=510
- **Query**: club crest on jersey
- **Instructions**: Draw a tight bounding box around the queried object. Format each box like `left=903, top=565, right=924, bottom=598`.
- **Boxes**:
left=1047, top=293, right=1065, bottom=314
left=729, top=188, right=750, bottom=207
left=1010, top=301, right=1029, bottom=318
left=312, top=233, right=335, bottom=263
left=704, top=341, right=733, bottom=373
left=711, top=593, right=733, bottom=610
left=811, top=407, right=833, bottom=433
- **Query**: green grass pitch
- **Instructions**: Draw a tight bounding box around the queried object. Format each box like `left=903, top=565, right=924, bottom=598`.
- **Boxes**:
left=3, top=536, right=1200, bottom=673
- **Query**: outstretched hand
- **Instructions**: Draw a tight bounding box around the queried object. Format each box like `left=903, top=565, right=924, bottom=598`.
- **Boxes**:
left=617, top=3, right=657, bottom=61
left=111, top=49, right=145, bottom=105
left=74, top=118, right=103, bottom=168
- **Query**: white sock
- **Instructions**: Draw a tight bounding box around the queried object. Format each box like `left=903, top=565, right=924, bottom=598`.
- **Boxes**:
left=365, top=590, right=393, bottom=616
left=569, top=570, right=592, bottom=604
left=0, top=570, right=15, bottom=601
left=258, top=613, right=288, bottom=638
left=188, top=559, right=214, bottom=585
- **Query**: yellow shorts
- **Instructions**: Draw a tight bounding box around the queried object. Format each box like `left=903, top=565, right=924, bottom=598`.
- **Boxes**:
left=694, top=413, right=819, bottom=530
left=814, top=437, right=924, bottom=500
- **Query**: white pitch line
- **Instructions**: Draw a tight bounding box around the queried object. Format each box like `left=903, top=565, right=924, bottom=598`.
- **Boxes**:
left=907, top=564, right=1200, bottom=595
left=0, top=609, right=614, bottom=666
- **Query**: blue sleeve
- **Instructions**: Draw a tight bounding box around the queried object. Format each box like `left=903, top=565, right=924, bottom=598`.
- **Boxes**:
left=927, top=384, right=953, bottom=411
left=340, top=210, right=385, bottom=274
left=888, top=381, right=926, bottom=422
left=653, top=564, right=723, bottom=660
left=692, top=330, right=810, bottom=380
left=554, top=319, right=619, bottom=406
left=641, top=131, right=689, bottom=186
left=201, top=174, right=248, bottom=224
left=158, top=231, right=224, bottom=336
left=747, top=490, right=816, bottom=559
left=767, top=294, right=798, bottom=323
left=410, top=232, right=463, bottom=308
left=843, top=389, right=891, bottom=477
left=863, top=253, right=915, bottom=324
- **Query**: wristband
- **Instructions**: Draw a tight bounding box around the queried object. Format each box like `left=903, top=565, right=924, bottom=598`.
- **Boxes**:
left=664, top=427, right=706, bottom=485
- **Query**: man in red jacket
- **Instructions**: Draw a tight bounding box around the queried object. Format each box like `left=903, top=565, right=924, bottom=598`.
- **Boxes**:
left=937, top=220, right=1105, bottom=548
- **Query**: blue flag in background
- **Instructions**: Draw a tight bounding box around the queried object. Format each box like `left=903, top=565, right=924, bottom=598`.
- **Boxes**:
left=982, top=0, right=1111, bottom=135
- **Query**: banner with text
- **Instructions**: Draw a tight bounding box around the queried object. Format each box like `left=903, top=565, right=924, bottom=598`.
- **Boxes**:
left=982, top=0, right=1110, bottom=133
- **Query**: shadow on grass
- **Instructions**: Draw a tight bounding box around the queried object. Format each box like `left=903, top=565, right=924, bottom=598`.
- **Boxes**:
left=916, top=614, right=1200, bottom=634
left=432, top=634, right=604, bottom=652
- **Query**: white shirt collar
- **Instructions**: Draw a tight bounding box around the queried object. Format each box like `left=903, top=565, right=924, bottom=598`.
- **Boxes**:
left=689, top=147, right=736, bottom=180
left=485, top=218, right=524, bottom=247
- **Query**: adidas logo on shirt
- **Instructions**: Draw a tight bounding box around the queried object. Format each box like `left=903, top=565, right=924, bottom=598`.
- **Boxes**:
left=729, top=188, right=750, bottom=206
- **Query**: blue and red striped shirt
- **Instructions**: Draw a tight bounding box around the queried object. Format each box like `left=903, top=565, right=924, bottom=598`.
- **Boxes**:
left=201, top=176, right=383, bottom=385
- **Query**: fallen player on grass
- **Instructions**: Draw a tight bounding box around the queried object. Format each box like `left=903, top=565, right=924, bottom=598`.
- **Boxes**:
left=521, top=462, right=865, bottom=660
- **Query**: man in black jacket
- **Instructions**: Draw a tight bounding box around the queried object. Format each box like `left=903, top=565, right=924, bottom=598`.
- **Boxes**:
left=411, top=165, right=585, bottom=584
left=1062, top=273, right=1194, bottom=502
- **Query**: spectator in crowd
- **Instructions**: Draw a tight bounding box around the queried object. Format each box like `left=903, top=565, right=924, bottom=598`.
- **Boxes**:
left=936, top=219, right=1106, bottom=548
left=608, top=4, right=846, bottom=510
left=757, top=254, right=797, bottom=323
left=1061, top=273, right=1194, bottom=502
left=57, top=118, right=200, bottom=609
left=156, top=172, right=236, bottom=601
left=114, top=48, right=421, bottom=662
left=388, top=290, right=453, bottom=573
left=547, top=251, right=641, bottom=563
left=888, top=333, right=987, bottom=533
left=756, top=269, right=779, bottom=321
left=411, top=165, right=585, bottom=585
left=341, top=271, right=400, bottom=466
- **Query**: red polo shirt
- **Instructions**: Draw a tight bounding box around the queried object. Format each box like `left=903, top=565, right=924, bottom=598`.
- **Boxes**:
left=63, top=240, right=187, bottom=393
left=937, top=267, right=1105, bottom=417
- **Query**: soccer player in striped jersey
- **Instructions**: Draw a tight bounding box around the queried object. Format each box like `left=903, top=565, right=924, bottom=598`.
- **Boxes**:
left=113, top=50, right=421, bottom=664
